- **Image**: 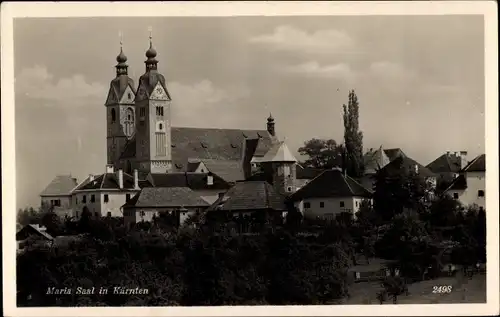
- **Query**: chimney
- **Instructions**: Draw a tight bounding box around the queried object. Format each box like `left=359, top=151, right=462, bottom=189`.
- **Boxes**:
left=459, top=151, right=468, bottom=169
left=117, top=169, right=123, bottom=189
left=133, top=169, right=139, bottom=189
left=207, top=173, right=214, bottom=186
left=89, top=174, right=94, bottom=182
left=446, top=151, right=450, bottom=156
left=106, top=164, right=114, bottom=173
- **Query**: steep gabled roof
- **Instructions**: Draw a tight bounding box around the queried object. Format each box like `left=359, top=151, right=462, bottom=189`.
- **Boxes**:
left=383, top=148, right=406, bottom=161
left=364, top=147, right=391, bottom=174
left=209, top=181, right=287, bottom=212
left=148, top=172, right=231, bottom=190
left=426, top=153, right=463, bottom=174
left=105, top=75, right=135, bottom=106
left=463, top=154, right=485, bottom=172
left=444, top=175, right=467, bottom=191
left=260, top=141, right=297, bottom=163
left=123, top=187, right=209, bottom=208
left=40, top=175, right=78, bottom=196
left=74, top=172, right=137, bottom=191
left=290, top=169, right=372, bottom=201
left=378, top=155, right=436, bottom=178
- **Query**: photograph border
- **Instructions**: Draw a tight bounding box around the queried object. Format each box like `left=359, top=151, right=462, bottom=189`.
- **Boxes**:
left=2, top=1, right=498, bottom=316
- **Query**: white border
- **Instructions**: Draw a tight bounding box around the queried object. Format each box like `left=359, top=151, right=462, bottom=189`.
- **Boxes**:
left=1, top=1, right=498, bottom=316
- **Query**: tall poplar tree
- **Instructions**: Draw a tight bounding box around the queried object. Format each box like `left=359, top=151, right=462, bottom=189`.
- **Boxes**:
left=342, top=90, right=364, bottom=178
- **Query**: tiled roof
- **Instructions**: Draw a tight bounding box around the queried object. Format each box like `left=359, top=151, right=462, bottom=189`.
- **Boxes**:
left=295, top=165, right=324, bottom=180
left=364, top=147, right=391, bottom=174
left=209, top=181, right=287, bottom=212
left=197, top=159, right=244, bottom=183
left=186, top=161, right=202, bottom=172
left=290, top=169, right=372, bottom=201
left=426, top=153, right=463, bottom=174
left=135, top=70, right=171, bottom=101
left=444, top=175, right=467, bottom=191
left=260, top=141, right=298, bottom=163
left=120, top=127, right=276, bottom=169
left=463, top=154, right=485, bottom=172
left=148, top=172, right=231, bottom=190
left=74, top=172, right=137, bottom=191
left=124, top=187, right=209, bottom=208
left=40, top=175, right=78, bottom=196
left=378, top=155, right=436, bottom=178
left=383, top=148, right=406, bottom=161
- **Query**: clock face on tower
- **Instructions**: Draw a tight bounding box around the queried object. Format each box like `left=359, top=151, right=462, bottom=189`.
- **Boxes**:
left=155, top=86, right=163, bottom=95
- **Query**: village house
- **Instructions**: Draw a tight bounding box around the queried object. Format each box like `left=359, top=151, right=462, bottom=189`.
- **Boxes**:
left=16, top=224, right=54, bottom=252
left=444, top=154, right=486, bottom=210
left=290, top=168, right=373, bottom=220
left=426, top=151, right=468, bottom=191
left=70, top=165, right=141, bottom=219
left=122, top=187, right=210, bottom=227
left=39, top=175, right=78, bottom=218
left=376, top=154, right=437, bottom=189
left=361, top=146, right=406, bottom=190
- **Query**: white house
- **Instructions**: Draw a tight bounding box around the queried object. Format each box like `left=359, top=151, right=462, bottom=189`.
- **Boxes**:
left=39, top=175, right=78, bottom=218
left=289, top=168, right=373, bottom=220
left=445, top=154, right=486, bottom=210
left=71, top=165, right=141, bottom=219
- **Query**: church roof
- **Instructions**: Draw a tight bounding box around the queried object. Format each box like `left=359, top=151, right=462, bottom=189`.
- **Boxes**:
left=119, top=127, right=276, bottom=171
left=40, top=175, right=78, bottom=196
left=208, top=181, right=287, bottom=212
left=105, top=75, right=135, bottom=106
left=123, top=187, right=209, bottom=209
left=260, top=141, right=297, bottom=163
left=188, top=159, right=245, bottom=183
left=290, top=169, right=372, bottom=201
left=135, top=70, right=171, bottom=101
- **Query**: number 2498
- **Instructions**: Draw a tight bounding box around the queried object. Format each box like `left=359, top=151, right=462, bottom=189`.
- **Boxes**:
left=432, top=285, right=453, bottom=293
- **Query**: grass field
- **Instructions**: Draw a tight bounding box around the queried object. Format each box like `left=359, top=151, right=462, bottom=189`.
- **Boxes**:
left=344, top=273, right=486, bottom=304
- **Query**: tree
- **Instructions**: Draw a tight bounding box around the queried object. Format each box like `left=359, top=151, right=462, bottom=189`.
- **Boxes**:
left=298, top=138, right=342, bottom=169
left=381, top=276, right=408, bottom=304
left=427, top=194, right=462, bottom=227
left=40, top=212, right=64, bottom=237
left=342, top=90, right=364, bottom=178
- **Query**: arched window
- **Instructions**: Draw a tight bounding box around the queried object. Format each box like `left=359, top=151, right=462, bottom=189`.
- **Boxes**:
left=159, top=123, right=163, bottom=130
left=124, top=107, right=135, bottom=137
left=111, top=108, right=116, bottom=123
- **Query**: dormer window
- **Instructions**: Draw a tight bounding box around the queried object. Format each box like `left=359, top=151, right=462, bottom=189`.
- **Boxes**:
left=230, top=143, right=238, bottom=149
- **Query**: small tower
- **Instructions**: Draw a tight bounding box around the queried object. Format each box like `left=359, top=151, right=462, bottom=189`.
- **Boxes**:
left=134, top=29, right=173, bottom=174
left=267, top=113, right=275, bottom=136
left=105, top=35, right=136, bottom=168
left=260, top=140, right=298, bottom=195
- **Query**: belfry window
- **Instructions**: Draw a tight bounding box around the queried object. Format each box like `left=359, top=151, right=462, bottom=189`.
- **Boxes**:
left=111, top=108, right=116, bottom=123
left=156, top=106, right=164, bottom=117
left=124, top=108, right=135, bottom=137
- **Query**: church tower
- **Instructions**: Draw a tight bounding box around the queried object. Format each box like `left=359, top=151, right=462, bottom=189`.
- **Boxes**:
left=134, top=32, right=173, bottom=174
left=105, top=38, right=136, bottom=168
left=260, top=141, right=298, bottom=195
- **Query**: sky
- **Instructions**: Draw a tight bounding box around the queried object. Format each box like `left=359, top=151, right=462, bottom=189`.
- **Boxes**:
left=13, top=15, right=485, bottom=209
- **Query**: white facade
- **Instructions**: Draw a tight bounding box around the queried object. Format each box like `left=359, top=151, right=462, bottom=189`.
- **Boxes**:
left=447, top=171, right=486, bottom=209
left=72, top=189, right=140, bottom=219
left=297, top=196, right=371, bottom=220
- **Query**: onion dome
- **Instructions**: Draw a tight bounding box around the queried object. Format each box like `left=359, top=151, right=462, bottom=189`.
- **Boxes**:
left=116, top=47, right=127, bottom=63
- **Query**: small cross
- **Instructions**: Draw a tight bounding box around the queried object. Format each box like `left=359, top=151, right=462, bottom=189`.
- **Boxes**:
left=148, top=26, right=153, bottom=41
left=118, top=31, right=123, bottom=47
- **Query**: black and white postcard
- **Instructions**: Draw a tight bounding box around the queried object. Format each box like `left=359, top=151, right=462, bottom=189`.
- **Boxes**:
left=1, top=1, right=498, bottom=316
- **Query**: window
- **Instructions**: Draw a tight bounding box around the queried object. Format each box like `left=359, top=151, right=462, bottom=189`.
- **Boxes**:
left=159, top=123, right=163, bottom=130
left=90, top=194, right=95, bottom=203
left=139, top=107, right=146, bottom=117
left=94, top=212, right=99, bottom=217
left=478, top=190, right=485, bottom=197
left=111, top=108, right=116, bottom=122
left=82, top=195, right=87, bottom=203
left=76, top=197, right=78, bottom=205
left=127, top=93, right=132, bottom=99
left=340, top=201, right=345, bottom=208
left=304, top=202, right=311, bottom=208
left=126, top=194, right=131, bottom=202
left=287, top=186, right=292, bottom=192
left=107, top=212, right=112, bottom=217
left=140, top=211, right=145, bottom=217
left=156, top=106, right=164, bottom=117
left=104, top=194, right=109, bottom=203
left=320, top=202, right=325, bottom=208
left=200, top=169, right=205, bottom=173
left=124, top=108, right=135, bottom=137
left=355, top=201, right=358, bottom=207
left=453, top=193, right=459, bottom=199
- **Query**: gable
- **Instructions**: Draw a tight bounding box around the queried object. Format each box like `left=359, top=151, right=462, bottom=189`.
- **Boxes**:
left=150, top=82, right=170, bottom=101
left=119, top=85, right=135, bottom=104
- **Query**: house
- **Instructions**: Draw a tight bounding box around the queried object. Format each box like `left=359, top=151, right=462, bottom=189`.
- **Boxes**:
left=71, top=165, right=141, bottom=219
left=289, top=168, right=373, bottom=220
left=445, top=154, right=485, bottom=210
left=361, top=146, right=406, bottom=190
left=426, top=151, right=468, bottom=191
left=377, top=154, right=437, bottom=189
left=208, top=181, right=288, bottom=224
left=144, top=172, right=232, bottom=204
left=16, top=224, right=54, bottom=251
left=39, top=175, right=78, bottom=218
left=122, top=187, right=210, bottom=227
